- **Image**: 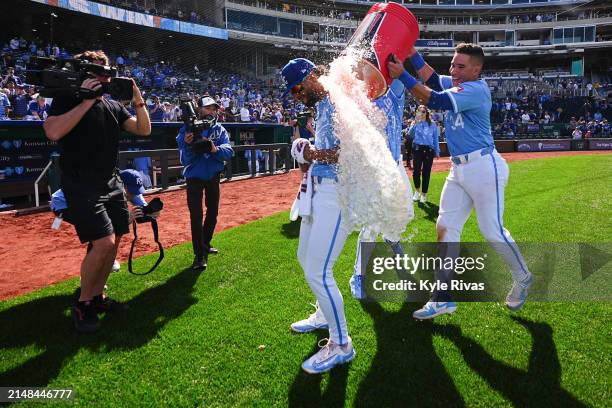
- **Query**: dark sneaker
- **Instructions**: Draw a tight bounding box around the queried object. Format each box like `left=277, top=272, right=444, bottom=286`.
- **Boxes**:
left=192, top=257, right=207, bottom=271
left=207, top=247, right=219, bottom=255
left=93, top=294, right=128, bottom=313
left=72, top=301, right=100, bottom=333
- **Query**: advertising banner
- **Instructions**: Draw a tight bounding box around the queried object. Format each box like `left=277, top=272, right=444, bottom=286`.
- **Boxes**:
left=30, top=0, right=228, bottom=40
left=588, top=139, right=612, bottom=150
left=0, top=135, right=59, bottom=182
left=415, top=39, right=453, bottom=47
left=516, top=140, right=571, bottom=152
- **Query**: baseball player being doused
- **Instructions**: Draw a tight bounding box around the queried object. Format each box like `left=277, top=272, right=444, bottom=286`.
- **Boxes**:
left=284, top=58, right=356, bottom=375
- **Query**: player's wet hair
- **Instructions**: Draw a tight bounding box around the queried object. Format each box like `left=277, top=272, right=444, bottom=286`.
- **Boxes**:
left=455, top=43, right=484, bottom=66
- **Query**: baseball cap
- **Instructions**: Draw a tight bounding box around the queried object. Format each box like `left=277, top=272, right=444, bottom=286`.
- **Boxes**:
left=198, top=96, right=220, bottom=108
left=119, top=169, right=146, bottom=206
left=281, top=58, right=315, bottom=96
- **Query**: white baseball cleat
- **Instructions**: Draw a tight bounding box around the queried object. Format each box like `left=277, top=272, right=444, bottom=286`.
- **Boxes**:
left=506, top=273, right=533, bottom=311
left=420, top=194, right=427, bottom=203
left=412, top=191, right=421, bottom=201
left=291, top=303, right=329, bottom=333
left=413, top=301, right=457, bottom=320
left=301, top=337, right=356, bottom=374
left=112, top=260, right=120, bottom=272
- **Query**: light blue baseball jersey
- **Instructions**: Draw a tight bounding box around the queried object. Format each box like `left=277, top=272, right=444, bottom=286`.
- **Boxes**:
left=311, top=96, right=340, bottom=179
left=375, top=80, right=404, bottom=162
left=439, top=75, right=494, bottom=156
left=408, top=121, right=440, bottom=156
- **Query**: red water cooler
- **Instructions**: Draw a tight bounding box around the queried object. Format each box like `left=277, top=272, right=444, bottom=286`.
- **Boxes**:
left=347, top=2, right=420, bottom=99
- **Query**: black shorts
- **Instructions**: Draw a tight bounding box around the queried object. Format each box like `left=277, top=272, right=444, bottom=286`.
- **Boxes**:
left=61, top=171, right=130, bottom=244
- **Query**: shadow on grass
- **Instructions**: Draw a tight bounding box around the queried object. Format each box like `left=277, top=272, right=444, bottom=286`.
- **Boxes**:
left=0, top=267, right=199, bottom=387
left=416, top=201, right=439, bottom=224
left=287, top=332, right=350, bottom=408
left=354, top=302, right=465, bottom=407
left=281, top=220, right=301, bottom=239
left=432, top=316, right=587, bottom=407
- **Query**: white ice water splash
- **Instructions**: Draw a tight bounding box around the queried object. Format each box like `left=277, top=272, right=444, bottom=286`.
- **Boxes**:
left=318, top=52, right=412, bottom=242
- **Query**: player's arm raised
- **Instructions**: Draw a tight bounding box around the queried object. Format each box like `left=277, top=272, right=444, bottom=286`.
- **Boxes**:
left=388, top=55, right=455, bottom=112
left=404, top=48, right=446, bottom=92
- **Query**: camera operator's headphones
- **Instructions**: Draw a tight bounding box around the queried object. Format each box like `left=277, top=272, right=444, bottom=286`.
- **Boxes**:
left=128, top=197, right=165, bottom=275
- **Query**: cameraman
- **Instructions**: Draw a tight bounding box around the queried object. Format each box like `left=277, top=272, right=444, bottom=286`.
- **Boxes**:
left=292, top=109, right=315, bottom=143
left=43, top=50, right=151, bottom=334
left=176, top=97, right=233, bottom=270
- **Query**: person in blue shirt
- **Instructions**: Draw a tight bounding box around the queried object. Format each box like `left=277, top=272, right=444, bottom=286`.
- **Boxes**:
left=408, top=105, right=440, bottom=203
left=51, top=169, right=156, bottom=274
left=282, top=58, right=356, bottom=375
left=27, top=95, right=50, bottom=120
left=0, top=91, right=10, bottom=119
left=389, top=43, right=532, bottom=319
left=244, top=139, right=262, bottom=174
left=10, top=84, right=31, bottom=119
left=176, top=97, right=234, bottom=270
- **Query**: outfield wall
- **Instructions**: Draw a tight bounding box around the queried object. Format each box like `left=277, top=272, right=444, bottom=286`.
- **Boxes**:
left=0, top=121, right=610, bottom=200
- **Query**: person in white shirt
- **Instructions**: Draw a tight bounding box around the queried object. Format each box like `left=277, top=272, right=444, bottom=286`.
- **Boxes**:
left=275, top=108, right=283, bottom=123
left=572, top=128, right=582, bottom=140
left=240, top=105, right=251, bottom=122
left=220, top=94, right=230, bottom=108
left=521, top=112, right=531, bottom=124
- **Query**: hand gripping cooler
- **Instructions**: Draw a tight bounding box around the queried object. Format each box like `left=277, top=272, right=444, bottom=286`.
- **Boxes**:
left=347, top=2, right=420, bottom=99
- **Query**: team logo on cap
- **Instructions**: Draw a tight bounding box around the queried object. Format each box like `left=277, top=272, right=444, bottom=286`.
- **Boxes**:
left=279, top=75, right=288, bottom=92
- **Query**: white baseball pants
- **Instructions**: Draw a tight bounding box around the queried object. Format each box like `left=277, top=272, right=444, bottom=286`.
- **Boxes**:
left=298, top=178, right=351, bottom=345
left=437, top=149, right=530, bottom=283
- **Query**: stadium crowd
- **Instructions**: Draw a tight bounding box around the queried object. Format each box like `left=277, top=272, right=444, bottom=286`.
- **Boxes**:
left=1, top=36, right=610, bottom=139
left=0, top=36, right=306, bottom=124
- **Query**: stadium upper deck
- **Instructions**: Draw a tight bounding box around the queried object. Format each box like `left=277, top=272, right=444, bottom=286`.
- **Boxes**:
left=8, top=0, right=612, bottom=80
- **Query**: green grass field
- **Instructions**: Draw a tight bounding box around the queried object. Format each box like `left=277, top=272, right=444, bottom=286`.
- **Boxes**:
left=1, top=154, right=611, bottom=407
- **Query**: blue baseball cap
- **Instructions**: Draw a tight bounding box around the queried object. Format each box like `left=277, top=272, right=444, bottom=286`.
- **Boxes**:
left=120, top=169, right=145, bottom=196
left=281, top=58, right=315, bottom=96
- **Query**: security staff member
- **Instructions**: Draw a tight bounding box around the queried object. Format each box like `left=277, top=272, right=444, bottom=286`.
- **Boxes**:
left=176, top=97, right=234, bottom=270
left=43, top=50, right=151, bottom=334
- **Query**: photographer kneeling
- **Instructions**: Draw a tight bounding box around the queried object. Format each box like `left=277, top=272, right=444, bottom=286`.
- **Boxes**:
left=43, top=50, right=151, bottom=334
left=51, top=169, right=161, bottom=271
left=176, top=97, right=233, bottom=271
